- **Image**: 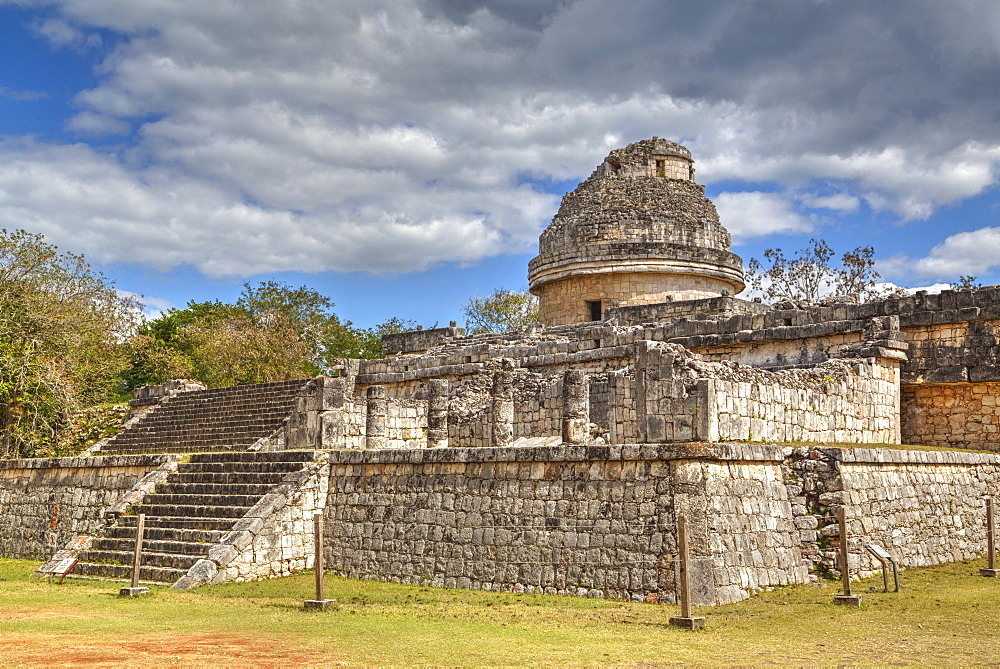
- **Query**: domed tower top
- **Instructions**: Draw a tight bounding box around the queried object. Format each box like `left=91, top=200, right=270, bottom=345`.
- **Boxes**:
left=528, top=138, right=745, bottom=326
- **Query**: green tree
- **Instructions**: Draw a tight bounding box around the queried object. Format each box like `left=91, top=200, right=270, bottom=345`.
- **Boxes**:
left=182, top=306, right=313, bottom=387
left=746, top=239, right=882, bottom=304
left=952, top=275, right=982, bottom=291
left=463, top=288, right=539, bottom=334
left=124, top=282, right=409, bottom=389
left=0, top=229, right=139, bottom=457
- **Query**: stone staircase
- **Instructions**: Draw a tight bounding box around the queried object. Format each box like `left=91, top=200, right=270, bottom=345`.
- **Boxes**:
left=70, top=451, right=320, bottom=585
left=97, top=379, right=311, bottom=455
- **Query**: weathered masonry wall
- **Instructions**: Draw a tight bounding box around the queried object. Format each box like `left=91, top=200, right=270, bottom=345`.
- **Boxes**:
left=708, top=357, right=901, bottom=444
left=637, top=342, right=901, bottom=444
left=323, top=444, right=808, bottom=606
left=323, top=444, right=1000, bottom=604
left=0, top=455, right=172, bottom=559
left=901, top=383, right=1000, bottom=448
left=788, top=448, right=1000, bottom=577
left=335, top=330, right=902, bottom=450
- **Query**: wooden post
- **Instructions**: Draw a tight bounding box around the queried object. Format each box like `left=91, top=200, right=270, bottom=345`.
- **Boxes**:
left=119, top=513, right=150, bottom=597
left=833, top=506, right=862, bottom=606
left=669, top=514, right=705, bottom=630
left=314, top=513, right=325, bottom=601
left=981, top=497, right=998, bottom=577
left=304, top=511, right=336, bottom=610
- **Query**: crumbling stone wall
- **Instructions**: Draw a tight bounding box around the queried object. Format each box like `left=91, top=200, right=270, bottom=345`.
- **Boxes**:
left=901, top=382, right=1000, bottom=449
left=0, top=454, right=172, bottom=559
left=336, top=326, right=902, bottom=450
left=636, top=342, right=901, bottom=444
left=710, top=357, right=900, bottom=443
left=323, top=443, right=806, bottom=606
left=785, top=447, right=1000, bottom=578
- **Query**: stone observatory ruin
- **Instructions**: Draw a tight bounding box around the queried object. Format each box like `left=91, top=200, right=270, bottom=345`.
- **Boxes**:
left=6, top=138, right=1000, bottom=608
left=528, top=138, right=745, bottom=325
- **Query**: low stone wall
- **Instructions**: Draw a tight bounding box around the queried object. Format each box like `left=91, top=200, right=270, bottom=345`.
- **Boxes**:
left=637, top=342, right=901, bottom=444
left=786, top=446, right=1000, bottom=578
left=0, top=454, right=173, bottom=559
left=323, top=443, right=807, bottom=606
left=709, top=357, right=900, bottom=444
left=901, top=382, right=1000, bottom=450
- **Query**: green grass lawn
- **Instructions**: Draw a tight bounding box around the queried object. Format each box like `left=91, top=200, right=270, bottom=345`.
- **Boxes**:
left=2, top=558, right=999, bottom=666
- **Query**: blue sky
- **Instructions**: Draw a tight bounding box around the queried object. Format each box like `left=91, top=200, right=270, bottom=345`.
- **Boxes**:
left=1, top=1, right=999, bottom=328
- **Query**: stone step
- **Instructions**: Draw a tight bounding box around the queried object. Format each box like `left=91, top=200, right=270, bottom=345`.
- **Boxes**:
left=161, top=472, right=289, bottom=486
left=132, top=503, right=251, bottom=519
left=188, top=450, right=319, bottom=463
left=71, top=561, right=189, bottom=584
left=104, top=525, right=226, bottom=543
left=77, top=549, right=202, bottom=570
left=156, top=482, right=276, bottom=496
left=117, top=420, right=288, bottom=434
left=176, top=461, right=308, bottom=474
left=142, top=493, right=262, bottom=508
left=117, top=516, right=236, bottom=531
left=91, top=536, right=214, bottom=557
left=97, top=445, right=253, bottom=456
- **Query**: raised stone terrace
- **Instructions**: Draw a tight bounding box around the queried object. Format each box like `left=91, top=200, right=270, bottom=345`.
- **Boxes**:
left=95, top=379, right=312, bottom=454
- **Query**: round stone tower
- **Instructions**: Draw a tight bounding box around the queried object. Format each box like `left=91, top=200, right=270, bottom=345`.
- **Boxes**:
left=527, top=138, right=745, bottom=326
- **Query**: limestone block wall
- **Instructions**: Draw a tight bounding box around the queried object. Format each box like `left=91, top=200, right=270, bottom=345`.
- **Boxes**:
left=0, top=454, right=173, bottom=559
left=322, top=443, right=806, bottom=606
left=901, top=316, right=1000, bottom=385
left=323, top=398, right=427, bottom=450
left=637, top=342, right=902, bottom=445
left=901, top=382, right=1000, bottom=449
left=788, top=448, right=1000, bottom=577
left=330, top=338, right=900, bottom=450
left=709, top=357, right=901, bottom=444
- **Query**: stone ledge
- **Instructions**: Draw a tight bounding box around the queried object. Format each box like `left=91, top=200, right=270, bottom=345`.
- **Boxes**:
left=0, top=454, right=175, bottom=471
left=821, top=447, right=1000, bottom=465
left=326, top=442, right=787, bottom=465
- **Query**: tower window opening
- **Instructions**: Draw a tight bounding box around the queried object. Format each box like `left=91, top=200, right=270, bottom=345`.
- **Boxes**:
left=586, top=300, right=603, bottom=322
left=655, top=159, right=666, bottom=177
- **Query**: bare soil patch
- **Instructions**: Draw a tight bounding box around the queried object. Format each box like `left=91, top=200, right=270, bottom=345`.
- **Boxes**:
left=1, top=632, right=335, bottom=667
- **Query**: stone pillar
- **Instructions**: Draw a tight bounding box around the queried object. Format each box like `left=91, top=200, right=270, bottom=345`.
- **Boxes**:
left=427, top=378, right=450, bottom=448
left=561, top=369, right=589, bottom=444
left=365, top=385, right=388, bottom=450
left=491, top=360, right=515, bottom=448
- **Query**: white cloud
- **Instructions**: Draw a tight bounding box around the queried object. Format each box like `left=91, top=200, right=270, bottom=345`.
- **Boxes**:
left=714, top=191, right=814, bottom=241
left=32, top=16, right=101, bottom=49
left=117, top=290, right=174, bottom=320
left=798, top=192, right=859, bottom=213
left=1, top=0, right=999, bottom=278
left=876, top=228, right=1000, bottom=284
left=912, top=227, right=1000, bottom=279
left=65, top=111, right=131, bottom=136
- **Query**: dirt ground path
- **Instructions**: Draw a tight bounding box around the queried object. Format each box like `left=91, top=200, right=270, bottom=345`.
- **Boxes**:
left=1, top=632, right=339, bottom=667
